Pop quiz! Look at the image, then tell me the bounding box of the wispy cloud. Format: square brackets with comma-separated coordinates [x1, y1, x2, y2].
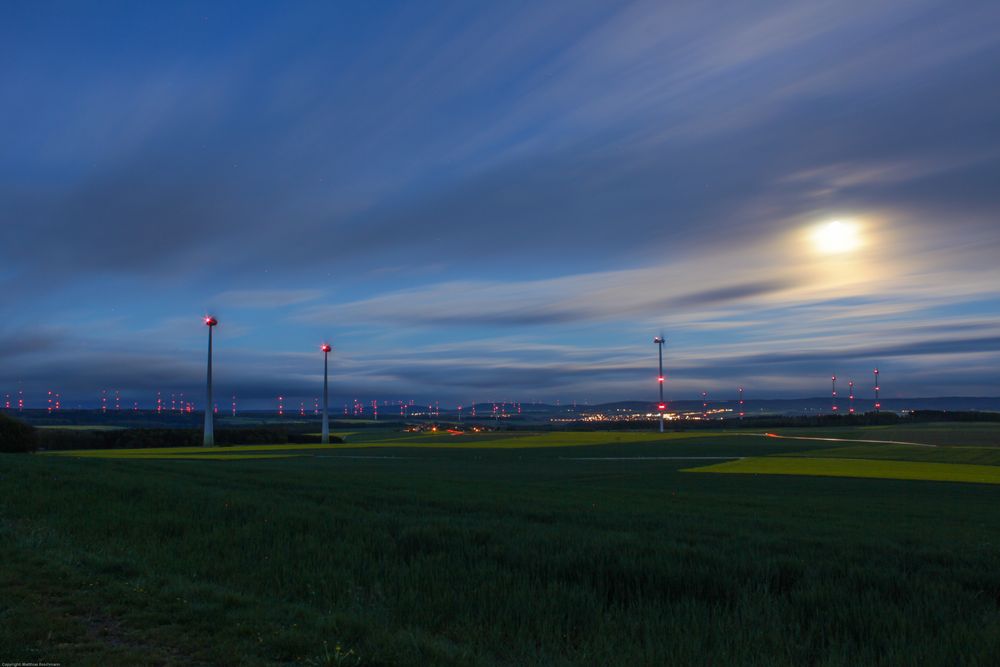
[2, 1, 1000, 402]
[214, 289, 323, 309]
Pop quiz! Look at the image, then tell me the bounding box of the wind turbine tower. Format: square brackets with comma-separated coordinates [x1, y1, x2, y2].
[321, 343, 332, 444]
[874, 368, 881, 413]
[654, 336, 666, 433]
[203, 315, 218, 446]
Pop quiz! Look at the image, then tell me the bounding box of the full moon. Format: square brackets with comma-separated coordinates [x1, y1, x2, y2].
[811, 220, 861, 255]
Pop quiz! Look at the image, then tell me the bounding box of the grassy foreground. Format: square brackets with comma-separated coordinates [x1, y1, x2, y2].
[685, 455, 1000, 484]
[3, 427, 1000, 664]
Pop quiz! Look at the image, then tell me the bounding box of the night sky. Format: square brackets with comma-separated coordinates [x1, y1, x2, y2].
[3, 1, 1000, 408]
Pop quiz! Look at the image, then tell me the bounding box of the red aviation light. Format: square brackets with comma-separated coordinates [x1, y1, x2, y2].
[658, 403, 666, 411]
[658, 376, 664, 383]
[321, 343, 332, 353]
[204, 316, 218, 326]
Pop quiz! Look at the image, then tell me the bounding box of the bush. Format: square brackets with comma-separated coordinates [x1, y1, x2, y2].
[0, 413, 38, 453]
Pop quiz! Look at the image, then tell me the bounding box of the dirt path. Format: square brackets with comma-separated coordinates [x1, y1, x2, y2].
[758, 433, 939, 448]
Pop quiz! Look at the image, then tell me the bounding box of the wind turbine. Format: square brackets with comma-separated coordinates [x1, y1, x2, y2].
[203, 315, 218, 446]
[654, 335, 666, 433]
[321, 343, 332, 444]
[874, 368, 881, 413]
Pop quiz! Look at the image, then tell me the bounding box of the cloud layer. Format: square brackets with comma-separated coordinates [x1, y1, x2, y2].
[2, 1, 1000, 406]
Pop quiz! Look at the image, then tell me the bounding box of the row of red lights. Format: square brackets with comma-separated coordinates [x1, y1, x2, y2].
[654, 373, 882, 417]
[4, 319, 888, 416]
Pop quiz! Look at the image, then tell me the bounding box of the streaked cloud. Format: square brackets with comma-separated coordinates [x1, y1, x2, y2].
[214, 289, 323, 309]
[1, 1, 999, 404]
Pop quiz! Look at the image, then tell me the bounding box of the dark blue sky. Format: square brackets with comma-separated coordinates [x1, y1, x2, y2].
[3, 0, 1000, 408]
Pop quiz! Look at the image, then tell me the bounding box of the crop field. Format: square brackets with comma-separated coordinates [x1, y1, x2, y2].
[36, 424, 128, 431]
[770, 422, 1000, 447]
[685, 455, 1000, 484]
[42, 431, 746, 459]
[3, 424, 1000, 665]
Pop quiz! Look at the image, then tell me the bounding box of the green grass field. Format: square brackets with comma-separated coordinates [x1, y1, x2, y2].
[771, 422, 1000, 447]
[41, 431, 744, 459]
[36, 424, 128, 431]
[4, 424, 1000, 665]
[685, 455, 1000, 484]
